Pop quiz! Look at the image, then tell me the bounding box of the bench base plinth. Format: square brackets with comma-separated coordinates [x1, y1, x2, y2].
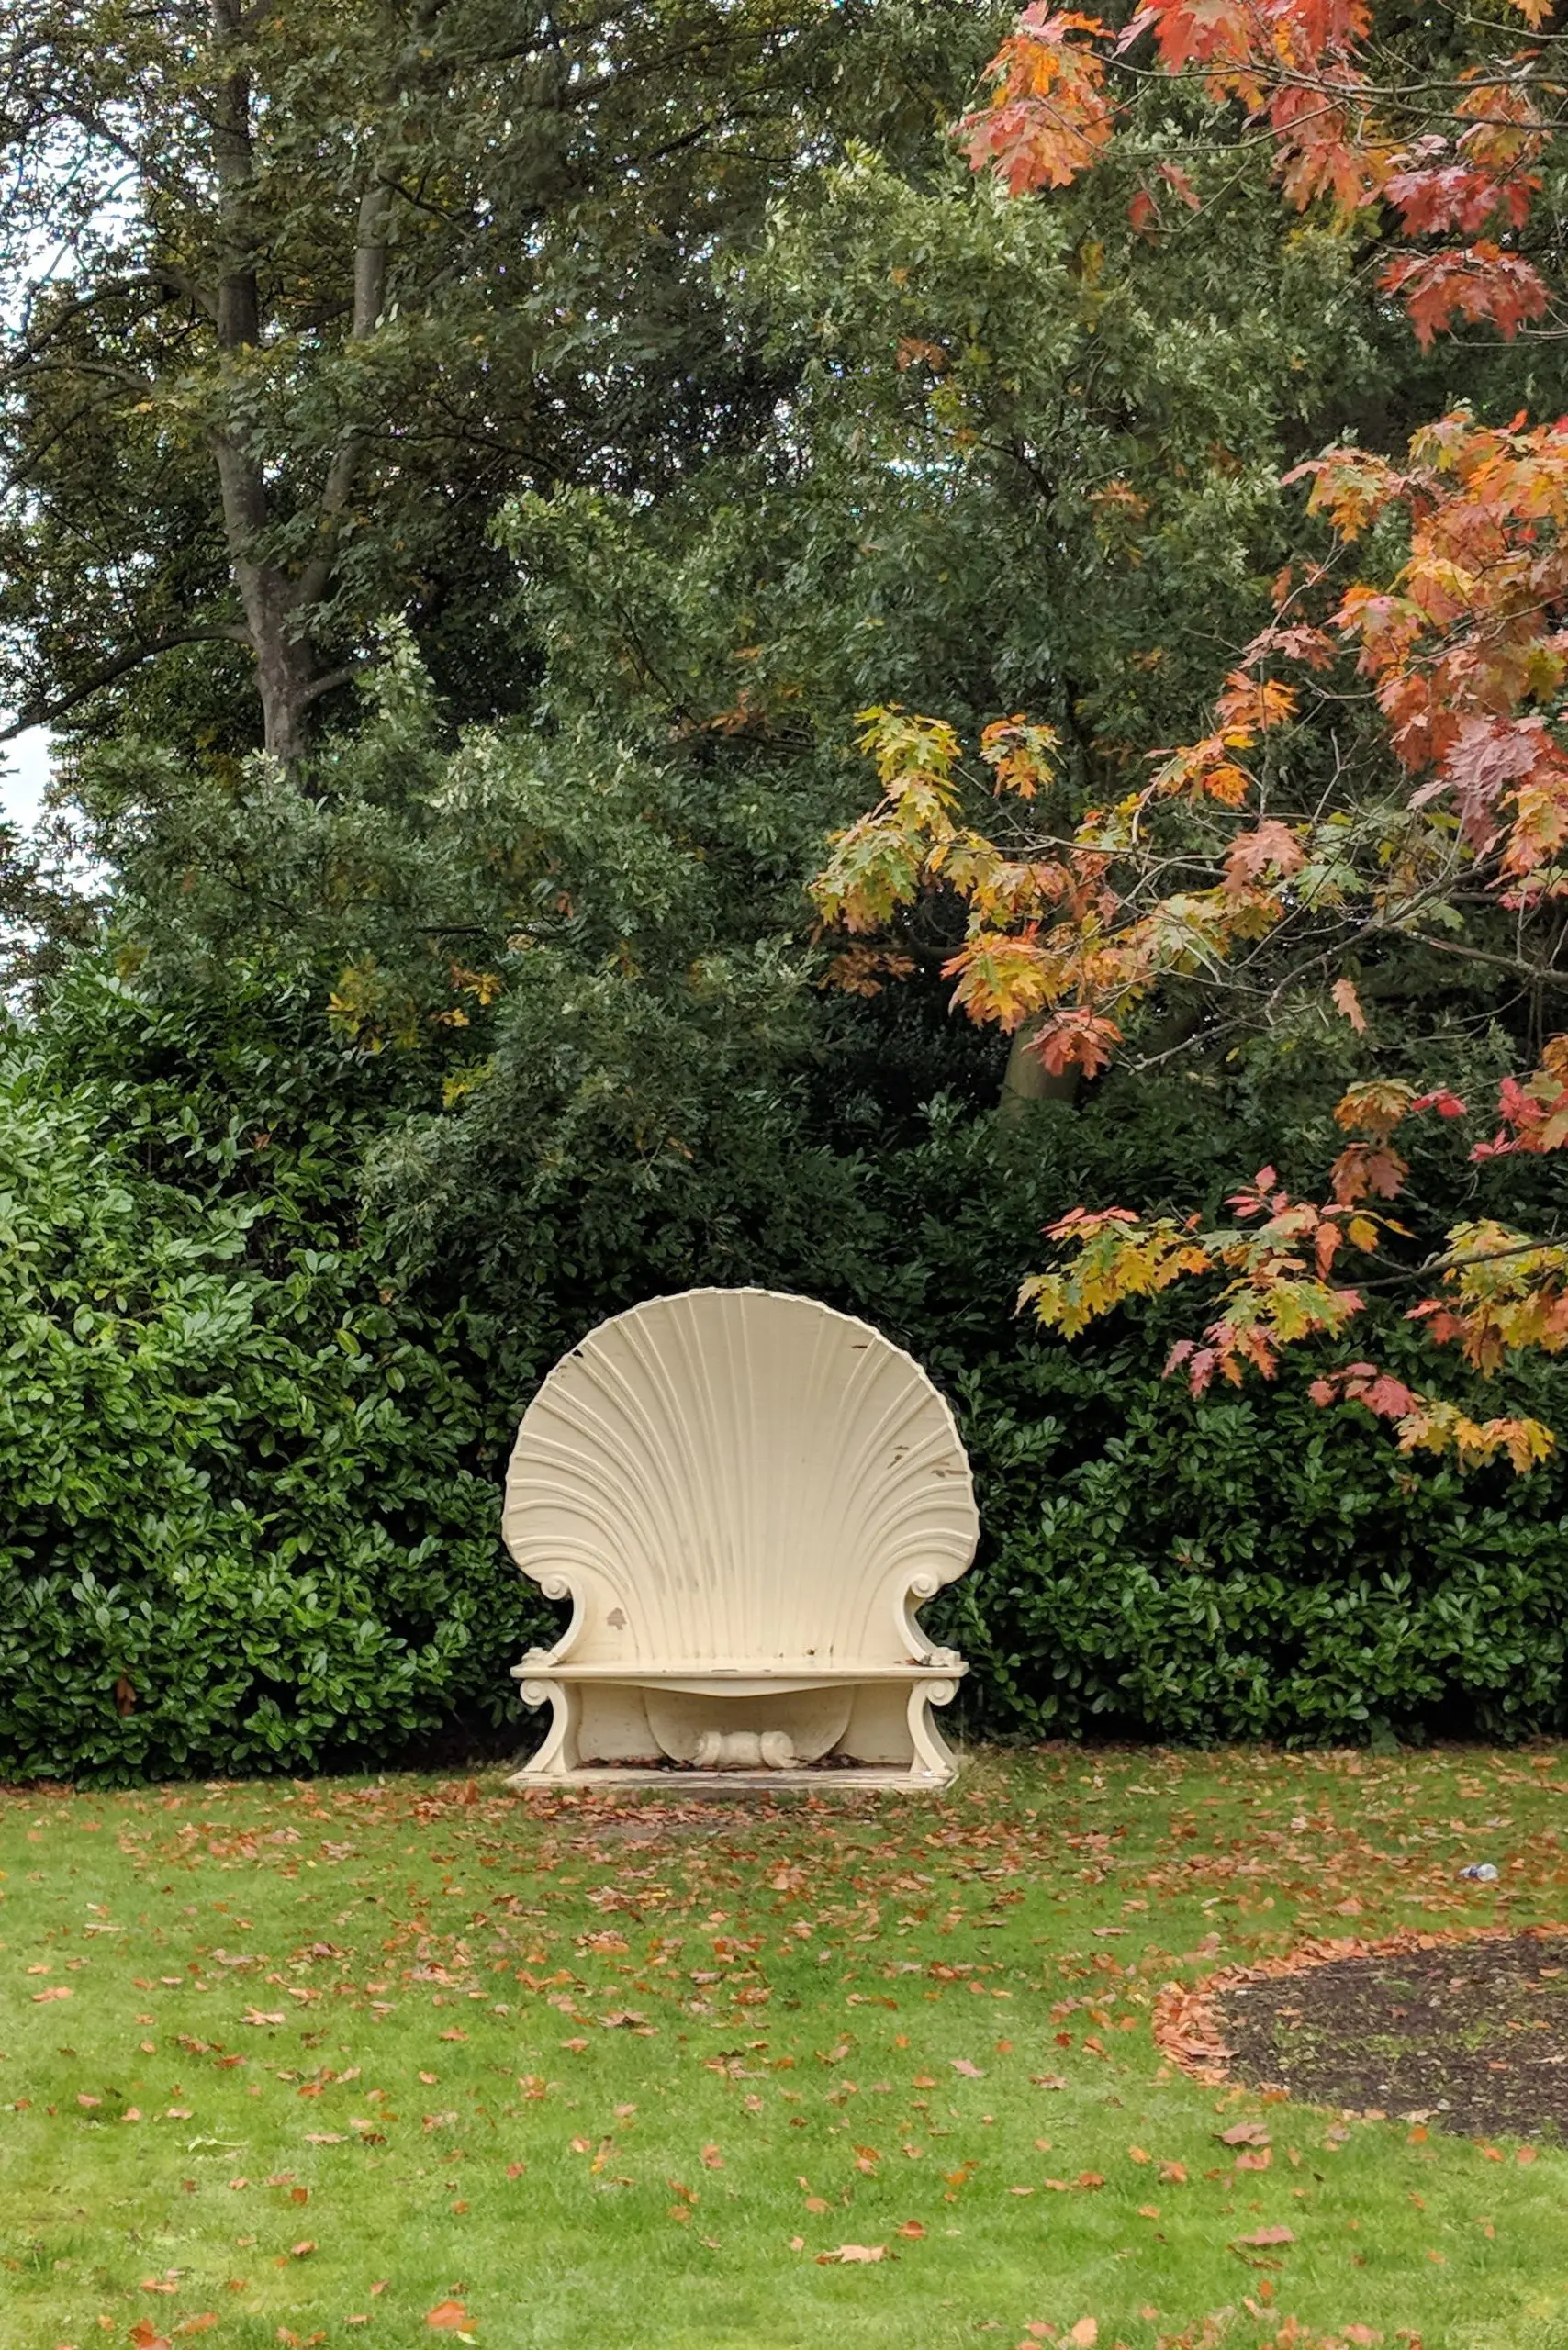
[507, 1666, 965, 1790]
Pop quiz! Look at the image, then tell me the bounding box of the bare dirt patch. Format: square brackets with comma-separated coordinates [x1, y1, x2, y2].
[1201, 1930, 1568, 2138]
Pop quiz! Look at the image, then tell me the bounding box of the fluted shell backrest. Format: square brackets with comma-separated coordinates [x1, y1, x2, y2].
[503, 1289, 979, 1668]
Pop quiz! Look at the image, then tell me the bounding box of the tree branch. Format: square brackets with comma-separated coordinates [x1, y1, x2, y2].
[0, 628, 252, 741]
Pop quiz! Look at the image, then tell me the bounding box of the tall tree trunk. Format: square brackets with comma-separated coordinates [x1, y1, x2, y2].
[208, 0, 319, 758]
[206, 0, 395, 757]
[1000, 1016, 1081, 1122]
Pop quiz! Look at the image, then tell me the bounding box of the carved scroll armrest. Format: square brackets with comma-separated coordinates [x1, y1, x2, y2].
[512, 1571, 584, 1673]
[893, 1568, 968, 1668]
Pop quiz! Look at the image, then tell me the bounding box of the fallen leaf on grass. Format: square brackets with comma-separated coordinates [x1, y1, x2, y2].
[32, 1986, 72, 2002]
[816, 2244, 887, 2265]
[128, 2326, 169, 2350]
[895, 2221, 925, 2239]
[1068, 2322, 1098, 2347]
[1234, 2225, 1294, 2247]
[1029, 2074, 1067, 2090]
[426, 2304, 473, 2333]
[951, 2059, 984, 2078]
[1158, 2160, 1187, 2185]
[1218, 2122, 1270, 2147]
[700, 2143, 723, 2169]
[289, 2241, 316, 2258]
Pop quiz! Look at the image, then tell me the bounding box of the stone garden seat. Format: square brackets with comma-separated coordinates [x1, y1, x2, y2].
[504, 1287, 979, 1788]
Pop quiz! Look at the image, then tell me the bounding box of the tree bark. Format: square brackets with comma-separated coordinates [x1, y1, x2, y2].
[999, 1016, 1081, 1123]
[205, 0, 396, 759]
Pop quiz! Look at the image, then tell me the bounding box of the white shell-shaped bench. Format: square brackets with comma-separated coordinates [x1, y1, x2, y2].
[504, 1287, 979, 1788]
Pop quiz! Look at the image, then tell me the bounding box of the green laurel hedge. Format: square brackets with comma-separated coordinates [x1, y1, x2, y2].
[937, 1342, 1568, 1747]
[0, 985, 547, 1786]
[5, 971, 1567, 1785]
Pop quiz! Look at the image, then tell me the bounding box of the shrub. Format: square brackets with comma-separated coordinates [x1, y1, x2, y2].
[0, 982, 548, 1786]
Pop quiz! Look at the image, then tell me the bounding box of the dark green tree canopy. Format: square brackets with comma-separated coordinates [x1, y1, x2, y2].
[0, 0, 999, 756]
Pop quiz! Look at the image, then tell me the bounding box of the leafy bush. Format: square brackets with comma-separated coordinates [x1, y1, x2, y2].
[847, 1091, 1568, 1750]
[938, 1343, 1568, 1746]
[0, 977, 548, 1786]
[7, 948, 1566, 1785]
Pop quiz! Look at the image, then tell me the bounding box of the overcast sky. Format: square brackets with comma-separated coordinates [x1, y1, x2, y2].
[1, 725, 52, 828]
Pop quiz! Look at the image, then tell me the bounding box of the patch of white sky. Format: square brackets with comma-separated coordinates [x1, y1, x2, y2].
[2, 135, 137, 837]
[1, 726, 54, 830]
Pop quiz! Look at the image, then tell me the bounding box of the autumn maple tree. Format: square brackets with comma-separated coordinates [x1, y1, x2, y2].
[812, 1, 1568, 1470]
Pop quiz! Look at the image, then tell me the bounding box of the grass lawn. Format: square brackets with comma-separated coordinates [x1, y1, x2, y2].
[6, 1745, 1568, 2350]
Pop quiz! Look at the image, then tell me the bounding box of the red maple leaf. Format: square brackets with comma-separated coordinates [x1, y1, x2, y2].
[1378, 243, 1550, 347]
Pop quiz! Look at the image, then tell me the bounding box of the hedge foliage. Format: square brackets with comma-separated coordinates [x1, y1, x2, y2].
[0, 976, 550, 1785]
[4, 963, 1566, 1785]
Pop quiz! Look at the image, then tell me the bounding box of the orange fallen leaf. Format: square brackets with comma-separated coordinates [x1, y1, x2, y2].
[129, 2327, 170, 2350]
[426, 2304, 473, 2333]
[895, 2221, 925, 2239]
[816, 2244, 887, 2265]
[288, 2241, 317, 2259]
[1068, 2322, 1098, 2348]
[1158, 2160, 1187, 2185]
[1234, 2224, 1294, 2247]
[700, 2143, 723, 2169]
[32, 1986, 73, 2002]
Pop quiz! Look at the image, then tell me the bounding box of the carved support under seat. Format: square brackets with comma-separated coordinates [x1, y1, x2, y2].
[502, 1289, 980, 1790]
